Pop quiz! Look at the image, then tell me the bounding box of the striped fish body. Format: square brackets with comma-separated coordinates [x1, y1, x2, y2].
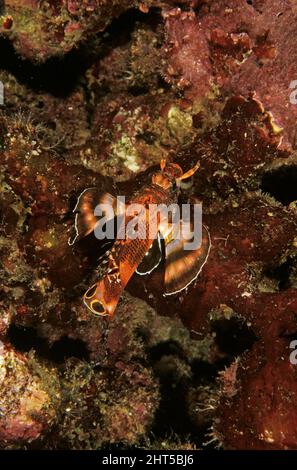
[84, 185, 176, 317]
[71, 161, 211, 318]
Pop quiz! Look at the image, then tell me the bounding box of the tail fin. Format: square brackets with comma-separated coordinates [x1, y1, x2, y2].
[83, 275, 122, 317]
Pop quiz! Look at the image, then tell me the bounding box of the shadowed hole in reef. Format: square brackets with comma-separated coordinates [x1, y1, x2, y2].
[149, 341, 202, 446]
[149, 340, 184, 362]
[151, 382, 199, 445]
[7, 324, 89, 363]
[261, 165, 297, 205]
[0, 37, 92, 97]
[211, 317, 257, 357]
[264, 258, 294, 290]
[280, 332, 297, 340]
[148, 325, 257, 446]
[0, 8, 162, 97]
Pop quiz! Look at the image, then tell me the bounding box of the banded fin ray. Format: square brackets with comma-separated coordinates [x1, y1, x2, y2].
[69, 188, 119, 245]
[163, 222, 211, 296]
[136, 232, 163, 275]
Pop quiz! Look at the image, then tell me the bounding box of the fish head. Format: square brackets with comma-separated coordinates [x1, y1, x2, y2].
[152, 160, 200, 193]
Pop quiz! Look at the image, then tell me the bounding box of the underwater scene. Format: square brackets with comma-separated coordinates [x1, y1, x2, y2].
[0, 0, 297, 453]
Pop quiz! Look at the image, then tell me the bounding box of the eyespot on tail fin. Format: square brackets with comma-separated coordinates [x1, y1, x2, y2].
[83, 283, 109, 317]
[83, 278, 121, 317]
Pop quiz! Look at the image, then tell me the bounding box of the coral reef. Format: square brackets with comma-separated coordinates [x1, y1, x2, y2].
[0, 342, 60, 448]
[0, 0, 297, 450]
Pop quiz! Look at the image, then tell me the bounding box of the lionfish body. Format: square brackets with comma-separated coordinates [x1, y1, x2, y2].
[70, 161, 211, 317]
[86, 184, 175, 316]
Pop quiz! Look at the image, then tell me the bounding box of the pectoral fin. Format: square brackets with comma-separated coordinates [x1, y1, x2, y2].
[136, 232, 163, 275]
[163, 222, 211, 296]
[69, 189, 119, 245]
